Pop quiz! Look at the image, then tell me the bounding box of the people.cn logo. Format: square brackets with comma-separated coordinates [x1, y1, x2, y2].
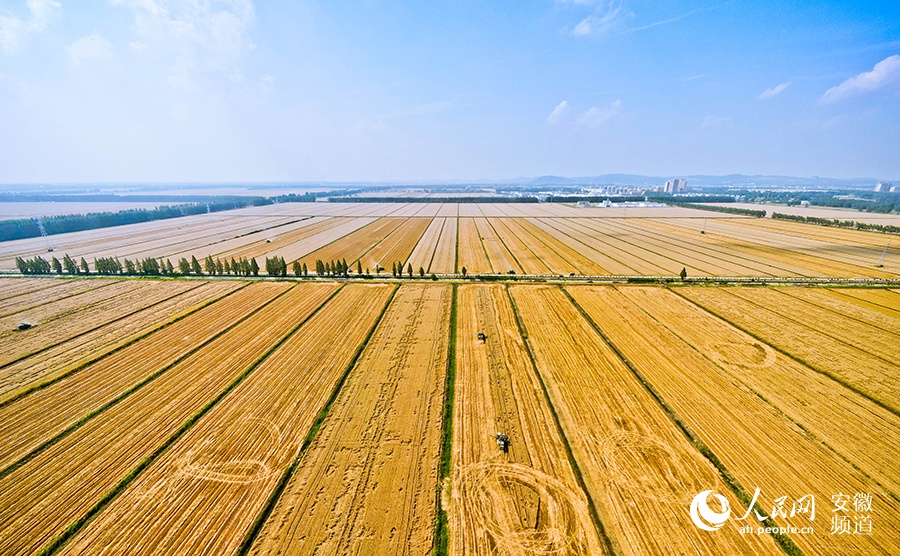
[690, 490, 731, 531]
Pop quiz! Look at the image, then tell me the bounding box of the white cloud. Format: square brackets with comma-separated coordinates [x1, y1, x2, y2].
[66, 34, 115, 66]
[0, 0, 61, 55]
[821, 55, 900, 104]
[547, 100, 569, 124]
[579, 99, 621, 126]
[570, 1, 629, 37]
[110, 0, 256, 89]
[757, 81, 791, 100]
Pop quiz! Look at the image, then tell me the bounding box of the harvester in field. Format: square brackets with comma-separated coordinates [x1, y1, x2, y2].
[494, 432, 509, 453]
[477, 331, 486, 342]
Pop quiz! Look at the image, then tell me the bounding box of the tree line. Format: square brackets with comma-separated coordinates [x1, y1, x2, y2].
[14, 253, 438, 278]
[0, 192, 326, 243]
[772, 213, 900, 234]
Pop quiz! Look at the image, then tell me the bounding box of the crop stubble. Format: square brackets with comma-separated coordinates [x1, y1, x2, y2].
[249, 283, 451, 555]
[508, 285, 780, 555]
[451, 284, 604, 556]
[59, 283, 394, 556]
[0, 282, 338, 556]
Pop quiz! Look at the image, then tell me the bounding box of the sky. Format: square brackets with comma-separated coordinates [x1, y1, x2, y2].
[0, 0, 898, 183]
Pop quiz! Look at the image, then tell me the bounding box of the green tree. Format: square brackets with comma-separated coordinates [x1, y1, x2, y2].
[51, 257, 62, 274]
[80, 257, 90, 274]
[250, 258, 259, 276]
[357, 260, 362, 275]
[166, 259, 174, 275]
[302, 262, 308, 276]
[216, 259, 224, 275]
[680, 267, 687, 280]
[293, 260, 302, 277]
[204, 255, 216, 274]
[190, 256, 202, 275]
[125, 259, 137, 275]
[461, 266, 467, 277]
[179, 257, 191, 275]
[407, 263, 412, 278]
[419, 266, 425, 278]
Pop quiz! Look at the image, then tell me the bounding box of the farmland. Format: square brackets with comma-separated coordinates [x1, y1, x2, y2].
[0, 197, 897, 555]
[3, 202, 897, 278]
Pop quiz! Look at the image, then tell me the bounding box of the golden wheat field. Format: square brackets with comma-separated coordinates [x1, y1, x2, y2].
[0, 267, 896, 555]
[4, 203, 898, 278]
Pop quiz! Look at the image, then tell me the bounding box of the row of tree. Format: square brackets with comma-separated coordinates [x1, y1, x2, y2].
[772, 213, 900, 234]
[15, 253, 449, 278]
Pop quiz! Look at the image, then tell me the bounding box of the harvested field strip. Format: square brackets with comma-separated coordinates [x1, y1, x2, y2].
[724, 287, 899, 363]
[508, 285, 780, 555]
[523, 218, 638, 275]
[589, 218, 777, 276]
[775, 287, 900, 336]
[0, 283, 339, 556]
[617, 286, 900, 496]
[202, 216, 350, 261]
[658, 219, 897, 278]
[186, 215, 338, 259]
[0, 281, 240, 404]
[830, 288, 900, 316]
[502, 220, 580, 275]
[0, 280, 194, 367]
[406, 217, 444, 273]
[458, 218, 492, 274]
[676, 287, 900, 415]
[488, 218, 551, 274]
[0, 279, 111, 317]
[260, 217, 377, 264]
[0, 278, 71, 302]
[0, 282, 290, 471]
[474, 218, 522, 274]
[430, 217, 457, 273]
[59, 284, 393, 556]
[636, 218, 820, 277]
[450, 284, 605, 555]
[297, 217, 406, 269]
[554, 218, 703, 276]
[359, 217, 432, 271]
[459, 204, 486, 217]
[0, 279, 135, 328]
[4, 216, 298, 267]
[569, 285, 900, 554]
[518, 219, 608, 275]
[572, 218, 725, 275]
[248, 284, 452, 556]
[0, 282, 240, 406]
[729, 218, 900, 255]
[529, 218, 647, 275]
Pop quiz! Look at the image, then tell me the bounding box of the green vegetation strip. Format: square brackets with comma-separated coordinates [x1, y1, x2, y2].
[235, 283, 399, 556]
[38, 283, 345, 556]
[563, 287, 804, 556]
[0, 281, 249, 409]
[505, 285, 618, 556]
[432, 283, 458, 556]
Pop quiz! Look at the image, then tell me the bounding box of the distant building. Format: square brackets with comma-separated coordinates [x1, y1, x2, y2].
[875, 182, 892, 192]
[664, 179, 687, 194]
[800, 200, 810, 208]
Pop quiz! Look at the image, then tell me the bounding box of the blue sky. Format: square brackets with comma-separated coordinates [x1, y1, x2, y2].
[0, 0, 898, 183]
